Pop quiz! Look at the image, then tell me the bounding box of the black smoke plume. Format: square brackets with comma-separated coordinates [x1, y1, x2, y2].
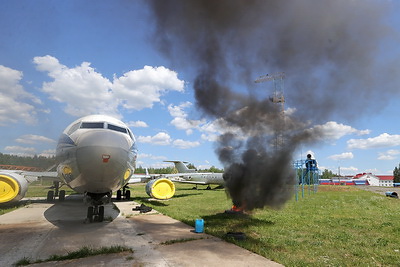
[146, 0, 399, 210]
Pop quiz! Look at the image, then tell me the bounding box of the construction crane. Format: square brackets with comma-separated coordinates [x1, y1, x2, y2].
[255, 72, 286, 150]
[255, 72, 285, 112]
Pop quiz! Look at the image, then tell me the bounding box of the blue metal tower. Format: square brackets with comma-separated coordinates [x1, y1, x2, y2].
[293, 155, 320, 201]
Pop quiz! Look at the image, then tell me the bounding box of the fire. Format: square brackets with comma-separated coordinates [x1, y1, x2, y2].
[225, 204, 246, 214]
[231, 205, 243, 212]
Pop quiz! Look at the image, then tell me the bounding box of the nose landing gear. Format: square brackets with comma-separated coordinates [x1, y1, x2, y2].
[87, 205, 105, 222]
[85, 192, 111, 223]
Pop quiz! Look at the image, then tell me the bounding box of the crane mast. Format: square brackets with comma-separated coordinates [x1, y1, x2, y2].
[255, 72, 286, 150]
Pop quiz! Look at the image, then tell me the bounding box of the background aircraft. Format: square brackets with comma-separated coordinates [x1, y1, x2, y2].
[0, 115, 224, 222]
[163, 160, 224, 189]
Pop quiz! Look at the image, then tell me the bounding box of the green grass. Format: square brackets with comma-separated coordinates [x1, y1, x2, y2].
[131, 184, 400, 266]
[0, 202, 28, 215]
[14, 245, 133, 266]
[25, 180, 75, 198]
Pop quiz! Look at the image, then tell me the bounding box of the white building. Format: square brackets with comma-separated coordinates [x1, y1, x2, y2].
[360, 174, 394, 187]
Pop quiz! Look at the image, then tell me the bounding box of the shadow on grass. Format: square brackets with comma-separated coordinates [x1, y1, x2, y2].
[177, 187, 225, 192]
[177, 211, 275, 237]
[172, 193, 203, 198]
[132, 197, 169, 207]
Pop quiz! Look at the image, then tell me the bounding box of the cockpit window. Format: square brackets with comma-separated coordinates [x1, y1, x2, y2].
[127, 129, 134, 140]
[67, 122, 81, 135]
[107, 124, 127, 134]
[80, 122, 104, 129]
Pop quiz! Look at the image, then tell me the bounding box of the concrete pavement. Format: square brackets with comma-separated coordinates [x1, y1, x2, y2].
[0, 196, 282, 266]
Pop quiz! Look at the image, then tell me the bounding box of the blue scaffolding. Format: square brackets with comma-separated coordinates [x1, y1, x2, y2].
[293, 158, 320, 201]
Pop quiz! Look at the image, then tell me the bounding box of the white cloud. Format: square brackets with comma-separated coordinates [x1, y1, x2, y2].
[168, 102, 204, 135]
[33, 56, 185, 117]
[328, 152, 354, 161]
[137, 132, 200, 149]
[15, 134, 56, 144]
[311, 121, 370, 140]
[34, 56, 117, 117]
[167, 102, 244, 141]
[0, 65, 40, 125]
[113, 66, 184, 110]
[347, 133, 400, 149]
[339, 166, 359, 175]
[378, 149, 400, 160]
[137, 132, 172, 146]
[173, 139, 200, 149]
[199, 118, 245, 142]
[138, 153, 167, 161]
[127, 120, 149, 128]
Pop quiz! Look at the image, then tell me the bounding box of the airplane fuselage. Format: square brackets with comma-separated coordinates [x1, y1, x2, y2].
[56, 115, 137, 196]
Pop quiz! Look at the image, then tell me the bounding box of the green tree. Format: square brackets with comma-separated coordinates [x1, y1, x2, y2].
[186, 163, 197, 170]
[321, 169, 336, 179]
[393, 164, 400, 183]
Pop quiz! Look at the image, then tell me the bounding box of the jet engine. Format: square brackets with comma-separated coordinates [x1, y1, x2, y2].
[145, 178, 175, 199]
[0, 172, 28, 203]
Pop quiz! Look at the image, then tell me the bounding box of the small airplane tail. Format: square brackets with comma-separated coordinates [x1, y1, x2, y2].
[164, 161, 196, 173]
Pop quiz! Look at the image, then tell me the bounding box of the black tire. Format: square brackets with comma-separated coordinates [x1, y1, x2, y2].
[47, 190, 54, 202]
[59, 190, 66, 202]
[87, 206, 94, 223]
[125, 190, 131, 200]
[116, 190, 122, 200]
[98, 206, 105, 222]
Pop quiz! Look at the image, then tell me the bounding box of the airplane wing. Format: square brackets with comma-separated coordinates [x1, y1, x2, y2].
[168, 177, 207, 184]
[0, 170, 60, 203]
[128, 174, 155, 183]
[13, 171, 59, 182]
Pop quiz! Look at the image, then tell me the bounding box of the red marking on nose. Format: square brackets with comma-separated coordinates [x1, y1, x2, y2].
[102, 154, 111, 163]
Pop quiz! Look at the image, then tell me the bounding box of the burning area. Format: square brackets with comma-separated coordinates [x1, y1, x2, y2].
[146, 0, 399, 210]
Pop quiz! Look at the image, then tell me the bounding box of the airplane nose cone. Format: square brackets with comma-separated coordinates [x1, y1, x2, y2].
[73, 131, 132, 193]
[77, 131, 130, 149]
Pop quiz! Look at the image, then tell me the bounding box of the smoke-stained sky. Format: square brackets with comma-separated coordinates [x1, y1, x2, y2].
[146, 0, 400, 209]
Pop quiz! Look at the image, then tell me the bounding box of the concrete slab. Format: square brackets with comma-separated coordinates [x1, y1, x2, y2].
[0, 196, 282, 267]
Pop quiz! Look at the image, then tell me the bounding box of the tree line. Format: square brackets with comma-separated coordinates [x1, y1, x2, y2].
[394, 164, 400, 183]
[0, 153, 56, 170]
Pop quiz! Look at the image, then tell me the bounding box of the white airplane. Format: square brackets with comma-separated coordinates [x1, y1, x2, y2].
[0, 115, 177, 222]
[0, 115, 228, 222]
[163, 160, 224, 189]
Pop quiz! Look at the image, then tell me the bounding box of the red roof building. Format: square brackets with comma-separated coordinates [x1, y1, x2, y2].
[358, 174, 394, 187]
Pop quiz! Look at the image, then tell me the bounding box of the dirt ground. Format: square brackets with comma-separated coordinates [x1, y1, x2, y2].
[356, 185, 400, 196]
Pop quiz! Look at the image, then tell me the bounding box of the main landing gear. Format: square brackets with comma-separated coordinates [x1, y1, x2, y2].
[116, 185, 131, 201]
[46, 181, 66, 202]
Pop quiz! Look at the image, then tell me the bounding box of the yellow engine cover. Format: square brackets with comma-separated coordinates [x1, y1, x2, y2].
[146, 178, 175, 199]
[0, 174, 19, 203]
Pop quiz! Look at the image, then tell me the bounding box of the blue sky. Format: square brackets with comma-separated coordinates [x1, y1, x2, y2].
[1, 0, 400, 175]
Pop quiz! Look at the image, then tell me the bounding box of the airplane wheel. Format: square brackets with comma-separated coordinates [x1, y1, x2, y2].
[87, 207, 94, 223]
[98, 206, 104, 222]
[59, 190, 66, 201]
[47, 190, 54, 202]
[116, 190, 122, 200]
[125, 190, 131, 200]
